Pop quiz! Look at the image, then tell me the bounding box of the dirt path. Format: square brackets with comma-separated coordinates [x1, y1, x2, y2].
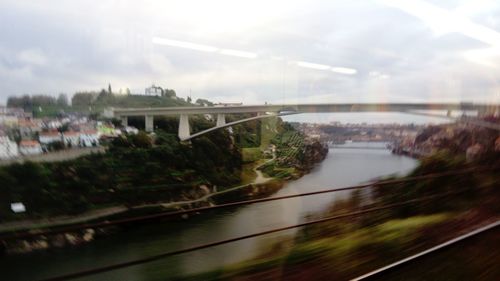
[0, 206, 127, 233]
[0, 147, 278, 233]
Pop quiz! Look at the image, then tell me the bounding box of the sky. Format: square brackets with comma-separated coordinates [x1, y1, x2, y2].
[1, 0, 500, 105]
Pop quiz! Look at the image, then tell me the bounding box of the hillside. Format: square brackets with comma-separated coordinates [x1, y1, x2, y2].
[7, 91, 192, 118]
[413, 118, 500, 161]
[395, 117, 500, 161]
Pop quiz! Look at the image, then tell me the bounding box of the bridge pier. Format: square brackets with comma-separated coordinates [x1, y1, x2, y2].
[120, 116, 128, 127]
[179, 114, 191, 140]
[216, 114, 226, 127]
[145, 115, 154, 132]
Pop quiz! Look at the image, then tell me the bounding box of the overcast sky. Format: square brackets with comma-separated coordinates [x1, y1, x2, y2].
[1, 0, 500, 105]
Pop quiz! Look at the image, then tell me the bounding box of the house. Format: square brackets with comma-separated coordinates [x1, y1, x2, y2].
[145, 84, 163, 96]
[45, 120, 62, 130]
[19, 140, 42, 155]
[80, 130, 99, 147]
[18, 119, 43, 140]
[0, 106, 28, 118]
[63, 131, 80, 147]
[39, 131, 62, 145]
[122, 126, 138, 135]
[0, 115, 19, 127]
[0, 136, 19, 159]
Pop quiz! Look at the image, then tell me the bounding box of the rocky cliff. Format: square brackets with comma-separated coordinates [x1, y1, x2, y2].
[410, 117, 500, 161]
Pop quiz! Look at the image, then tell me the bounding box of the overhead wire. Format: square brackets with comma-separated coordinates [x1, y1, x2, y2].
[37, 189, 471, 281]
[0, 166, 486, 241]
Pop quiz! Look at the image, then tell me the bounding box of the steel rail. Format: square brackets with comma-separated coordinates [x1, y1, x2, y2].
[351, 219, 500, 280]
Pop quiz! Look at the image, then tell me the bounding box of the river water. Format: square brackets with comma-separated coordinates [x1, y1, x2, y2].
[1, 142, 417, 281]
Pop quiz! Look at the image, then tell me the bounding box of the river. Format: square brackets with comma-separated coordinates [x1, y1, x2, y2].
[1, 142, 417, 281]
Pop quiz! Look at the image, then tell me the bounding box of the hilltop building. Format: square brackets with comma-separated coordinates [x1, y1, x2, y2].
[145, 84, 163, 96]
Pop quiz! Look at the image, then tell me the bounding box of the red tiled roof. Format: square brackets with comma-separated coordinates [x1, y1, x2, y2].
[40, 131, 61, 136]
[17, 120, 38, 127]
[19, 140, 41, 147]
[63, 131, 80, 136]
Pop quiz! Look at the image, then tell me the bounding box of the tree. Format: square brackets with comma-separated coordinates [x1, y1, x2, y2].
[31, 95, 56, 106]
[163, 89, 176, 98]
[108, 83, 112, 94]
[58, 123, 70, 133]
[7, 95, 32, 108]
[47, 141, 65, 151]
[72, 92, 95, 106]
[131, 131, 152, 148]
[187, 96, 192, 103]
[99, 89, 107, 98]
[57, 93, 68, 107]
[195, 98, 214, 106]
[110, 118, 122, 128]
[154, 130, 179, 146]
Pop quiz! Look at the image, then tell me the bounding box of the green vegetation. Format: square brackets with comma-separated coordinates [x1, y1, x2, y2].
[0, 113, 309, 222]
[259, 163, 296, 179]
[6, 86, 190, 117]
[241, 147, 262, 163]
[72, 92, 190, 112]
[287, 214, 450, 265]
[7, 94, 71, 117]
[371, 150, 495, 218]
[176, 149, 500, 280]
[177, 213, 452, 281]
[257, 123, 309, 179]
[0, 126, 241, 221]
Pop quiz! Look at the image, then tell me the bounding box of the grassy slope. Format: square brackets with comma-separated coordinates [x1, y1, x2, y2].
[177, 214, 452, 281]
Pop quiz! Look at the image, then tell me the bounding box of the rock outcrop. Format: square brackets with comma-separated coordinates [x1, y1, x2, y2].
[397, 117, 499, 160]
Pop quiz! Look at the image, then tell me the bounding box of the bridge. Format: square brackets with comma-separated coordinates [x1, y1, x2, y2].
[103, 103, 499, 141]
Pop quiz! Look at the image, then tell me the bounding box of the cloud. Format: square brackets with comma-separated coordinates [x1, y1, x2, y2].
[17, 49, 48, 66]
[0, 0, 499, 105]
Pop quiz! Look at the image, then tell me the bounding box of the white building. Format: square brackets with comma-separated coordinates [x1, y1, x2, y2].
[0, 115, 18, 127]
[39, 131, 62, 145]
[0, 136, 19, 159]
[18, 119, 43, 140]
[19, 140, 42, 155]
[145, 84, 163, 96]
[123, 126, 138, 135]
[63, 131, 80, 147]
[45, 120, 62, 130]
[80, 130, 99, 147]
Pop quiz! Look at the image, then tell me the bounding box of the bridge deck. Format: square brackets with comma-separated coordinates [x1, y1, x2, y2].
[108, 103, 497, 117]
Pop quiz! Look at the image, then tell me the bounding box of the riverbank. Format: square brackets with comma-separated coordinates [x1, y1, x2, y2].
[176, 148, 500, 281]
[0, 144, 277, 233]
[177, 210, 499, 281]
[0, 143, 421, 281]
[0, 139, 328, 255]
[175, 151, 500, 281]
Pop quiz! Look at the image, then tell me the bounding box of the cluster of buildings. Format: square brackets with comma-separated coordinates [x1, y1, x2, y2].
[0, 107, 125, 160]
[296, 122, 423, 144]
